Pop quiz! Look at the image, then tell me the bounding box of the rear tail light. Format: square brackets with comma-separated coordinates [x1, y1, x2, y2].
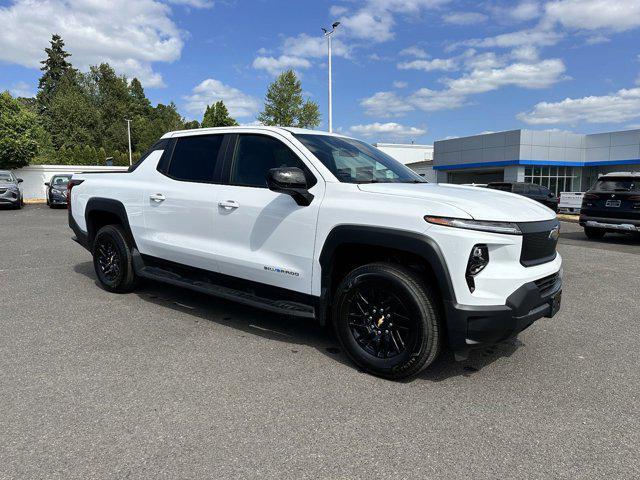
[67, 179, 84, 213]
[630, 195, 640, 208]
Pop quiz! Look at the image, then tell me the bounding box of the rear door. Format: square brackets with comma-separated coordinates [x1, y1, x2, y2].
[212, 132, 324, 294]
[140, 133, 227, 272]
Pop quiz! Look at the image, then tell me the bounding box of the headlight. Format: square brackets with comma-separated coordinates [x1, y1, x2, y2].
[424, 216, 522, 235]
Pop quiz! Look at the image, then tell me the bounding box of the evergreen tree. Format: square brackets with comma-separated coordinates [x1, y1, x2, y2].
[0, 91, 40, 169]
[129, 78, 151, 116]
[257, 70, 320, 128]
[184, 119, 200, 129]
[37, 34, 74, 111]
[201, 101, 238, 128]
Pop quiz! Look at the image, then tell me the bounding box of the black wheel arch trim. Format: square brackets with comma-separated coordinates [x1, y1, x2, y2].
[318, 225, 456, 325]
[84, 197, 136, 249]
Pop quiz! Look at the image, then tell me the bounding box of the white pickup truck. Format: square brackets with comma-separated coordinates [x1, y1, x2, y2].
[68, 126, 562, 380]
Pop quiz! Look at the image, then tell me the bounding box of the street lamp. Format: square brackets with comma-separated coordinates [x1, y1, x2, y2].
[322, 21, 340, 133]
[125, 119, 133, 166]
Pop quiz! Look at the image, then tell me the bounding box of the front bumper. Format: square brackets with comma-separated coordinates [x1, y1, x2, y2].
[49, 191, 68, 205]
[0, 190, 20, 205]
[445, 272, 562, 355]
[579, 214, 640, 232]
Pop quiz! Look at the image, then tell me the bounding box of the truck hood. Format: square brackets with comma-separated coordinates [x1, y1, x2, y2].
[357, 182, 556, 222]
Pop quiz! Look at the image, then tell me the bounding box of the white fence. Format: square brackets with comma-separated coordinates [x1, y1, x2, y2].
[13, 165, 128, 200]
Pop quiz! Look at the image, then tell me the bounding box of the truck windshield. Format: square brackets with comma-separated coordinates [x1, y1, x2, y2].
[295, 134, 426, 184]
[594, 178, 640, 192]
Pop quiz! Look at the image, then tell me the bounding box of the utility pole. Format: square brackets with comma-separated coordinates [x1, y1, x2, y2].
[322, 21, 340, 133]
[125, 119, 133, 165]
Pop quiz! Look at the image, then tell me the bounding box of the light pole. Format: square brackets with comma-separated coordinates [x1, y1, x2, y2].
[322, 21, 340, 133]
[125, 119, 133, 166]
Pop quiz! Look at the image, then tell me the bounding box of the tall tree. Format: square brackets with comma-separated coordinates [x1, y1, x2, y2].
[37, 34, 74, 111]
[44, 72, 101, 150]
[129, 78, 151, 116]
[257, 70, 320, 128]
[0, 92, 40, 169]
[201, 101, 238, 128]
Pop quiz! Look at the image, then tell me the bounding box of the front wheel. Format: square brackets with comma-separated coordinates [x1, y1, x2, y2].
[92, 224, 138, 293]
[332, 263, 442, 380]
[584, 227, 605, 239]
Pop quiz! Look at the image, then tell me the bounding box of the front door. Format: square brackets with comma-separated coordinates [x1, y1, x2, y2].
[213, 133, 323, 294]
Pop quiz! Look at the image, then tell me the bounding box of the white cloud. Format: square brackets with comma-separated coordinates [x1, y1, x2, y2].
[517, 87, 640, 125]
[329, 5, 349, 16]
[442, 12, 488, 25]
[0, 0, 188, 88]
[252, 55, 312, 76]
[9, 81, 35, 98]
[183, 78, 260, 119]
[360, 91, 415, 117]
[253, 33, 349, 76]
[507, 1, 541, 22]
[281, 34, 350, 59]
[444, 58, 566, 95]
[349, 122, 427, 138]
[335, 0, 452, 42]
[398, 58, 458, 72]
[399, 46, 428, 58]
[461, 27, 563, 49]
[545, 0, 640, 32]
[166, 0, 214, 8]
[393, 80, 408, 88]
[363, 56, 566, 115]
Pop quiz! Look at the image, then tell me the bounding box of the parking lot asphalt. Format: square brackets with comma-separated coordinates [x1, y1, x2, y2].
[1, 205, 639, 479]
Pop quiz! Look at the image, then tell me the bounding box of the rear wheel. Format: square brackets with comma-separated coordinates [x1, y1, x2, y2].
[332, 263, 442, 380]
[92, 224, 138, 293]
[584, 227, 605, 239]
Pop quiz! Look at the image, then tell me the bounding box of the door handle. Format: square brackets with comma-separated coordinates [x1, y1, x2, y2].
[218, 200, 239, 210]
[150, 193, 165, 202]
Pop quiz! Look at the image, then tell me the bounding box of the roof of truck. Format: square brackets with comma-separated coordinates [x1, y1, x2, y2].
[601, 171, 640, 177]
[162, 125, 348, 139]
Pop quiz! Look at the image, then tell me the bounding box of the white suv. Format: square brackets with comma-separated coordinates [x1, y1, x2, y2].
[68, 126, 562, 380]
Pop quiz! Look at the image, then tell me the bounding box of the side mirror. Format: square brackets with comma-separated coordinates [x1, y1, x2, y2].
[45, 182, 50, 187]
[267, 167, 314, 206]
[17, 178, 23, 183]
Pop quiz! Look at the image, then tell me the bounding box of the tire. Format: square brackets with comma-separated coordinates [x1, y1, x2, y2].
[332, 262, 442, 380]
[584, 227, 605, 239]
[92, 224, 138, 293]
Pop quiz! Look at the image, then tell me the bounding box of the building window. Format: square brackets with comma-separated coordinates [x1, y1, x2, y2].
[524, 166, 580, 195]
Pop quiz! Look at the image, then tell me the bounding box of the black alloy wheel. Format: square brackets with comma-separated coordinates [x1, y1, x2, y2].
[96, 236, 122, 282]
[346, 280, 415, 359]
[332, 263, 441, 380]
[92, 224, 138, 293]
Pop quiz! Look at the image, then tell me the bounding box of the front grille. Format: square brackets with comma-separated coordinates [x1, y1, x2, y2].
[519, 220, 559, 267]
[534, 272, 560, 297]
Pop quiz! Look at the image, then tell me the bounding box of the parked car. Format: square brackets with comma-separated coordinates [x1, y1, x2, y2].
[45, 174, 72, 208]
[68, 126, 562, 380]
[579, 172, 640, 239]
[0, 170, 24, 209]
[486, 182, 559, 212]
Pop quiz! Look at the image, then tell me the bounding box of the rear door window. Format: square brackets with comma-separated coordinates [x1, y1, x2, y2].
[166, 135, 224, 183]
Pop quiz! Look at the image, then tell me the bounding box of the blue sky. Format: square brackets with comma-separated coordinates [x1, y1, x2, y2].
[1, 0, 640, 144]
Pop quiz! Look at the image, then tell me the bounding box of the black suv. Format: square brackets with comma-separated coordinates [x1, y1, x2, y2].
[579, 172, 640, 239]
[486, 182, 559, 212]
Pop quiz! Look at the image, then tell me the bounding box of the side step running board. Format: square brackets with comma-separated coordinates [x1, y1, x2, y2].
[132, 252, 315, 319]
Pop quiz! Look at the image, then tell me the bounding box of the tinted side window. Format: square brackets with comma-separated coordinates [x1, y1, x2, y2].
[512, 183, 525, 193]
[231, 134, 306, 188]
[167, 135, 223, 183]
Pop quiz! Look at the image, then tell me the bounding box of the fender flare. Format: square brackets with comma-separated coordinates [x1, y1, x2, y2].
[318, 225, 457, 323]
[85, 197, 135, 248]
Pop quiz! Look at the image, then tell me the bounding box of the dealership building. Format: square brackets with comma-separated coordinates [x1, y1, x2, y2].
[433, 129, 640, 194]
